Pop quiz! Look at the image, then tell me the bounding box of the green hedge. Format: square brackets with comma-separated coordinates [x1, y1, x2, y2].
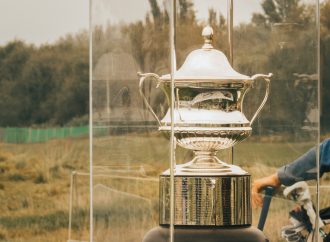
[0, 126, 89, 144]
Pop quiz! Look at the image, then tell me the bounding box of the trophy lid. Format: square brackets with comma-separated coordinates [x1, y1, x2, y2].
[160, 26, 251, 82]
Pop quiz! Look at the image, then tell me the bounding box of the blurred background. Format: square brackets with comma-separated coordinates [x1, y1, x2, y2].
[0, 0, 329, 241]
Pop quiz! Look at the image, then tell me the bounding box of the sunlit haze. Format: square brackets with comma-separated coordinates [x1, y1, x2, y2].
[0, 0, 320, 46]
[0, 0, 89, 46]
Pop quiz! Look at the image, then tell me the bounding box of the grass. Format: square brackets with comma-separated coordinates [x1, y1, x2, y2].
[33, 174, 47, 184]
[0, 138, 89, 242]
[0, 134, 329, 242]
[8, 174, 26, 182]
[15, 160, 27, 170]
[0, 211, 69, 230]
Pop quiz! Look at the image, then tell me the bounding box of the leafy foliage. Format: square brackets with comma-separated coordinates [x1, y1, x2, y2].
[0, 32, 89, 126]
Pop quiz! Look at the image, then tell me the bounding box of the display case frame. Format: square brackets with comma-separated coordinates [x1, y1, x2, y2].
[90, 1, 322, 241]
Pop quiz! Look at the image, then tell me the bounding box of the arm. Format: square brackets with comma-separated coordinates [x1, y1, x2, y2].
[278, 146, 317, 186]
[320, 138, 330, 176]
[252, 149, 315, 208]
[252, 138, 330, 208]
[279, 138, 330, 185]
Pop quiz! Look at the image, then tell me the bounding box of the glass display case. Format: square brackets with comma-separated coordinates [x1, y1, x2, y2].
[91, 1, 321, 242]
[91, 1, 171, 241]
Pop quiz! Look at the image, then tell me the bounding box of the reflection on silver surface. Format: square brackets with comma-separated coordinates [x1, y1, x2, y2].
[159, 175, 251, 226]
[175, 128, 252, 151]
[138, 26, 271, 172]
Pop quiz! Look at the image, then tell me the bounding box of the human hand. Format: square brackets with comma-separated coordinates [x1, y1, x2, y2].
[251, 173, 281, 208]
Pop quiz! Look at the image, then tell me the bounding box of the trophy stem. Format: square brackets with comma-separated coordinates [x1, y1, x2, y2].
[192, 150, 227, 167]
[177, 150, 232, 173]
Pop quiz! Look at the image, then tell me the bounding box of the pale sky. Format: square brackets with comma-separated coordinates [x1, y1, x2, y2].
[0, 0, 89, 46]
[92, 0, 263, 27]
[0, 0, 319, 46]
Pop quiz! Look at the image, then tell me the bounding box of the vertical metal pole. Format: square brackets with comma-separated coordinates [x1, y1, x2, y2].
[316, 0, 321, 241]
[227, 0, 234, 164]
[227, 0, 234, 65]
[170, 0, 177, 242]
[68, 171, 75, 241]
[106, 78, 110, 120]
[89, 0, 94, 240]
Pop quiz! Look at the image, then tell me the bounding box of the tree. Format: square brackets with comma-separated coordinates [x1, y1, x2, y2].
[0, 32, 89, 127]
[178, 0, 195, 23]
[252, 0, 308, 26]
[0, 41, 32, 126]
[238, 0, 319, 133]
[149, 0, 161, 22]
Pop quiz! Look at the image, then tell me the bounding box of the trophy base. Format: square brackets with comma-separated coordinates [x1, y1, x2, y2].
[143, 226, 268, 242]
[159, 173, 251, 226]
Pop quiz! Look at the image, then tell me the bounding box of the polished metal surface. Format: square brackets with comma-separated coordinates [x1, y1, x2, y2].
[174, 128, 252, 151]
[137, 26, 269, 229]
[138, 27, 272, 172]
[160, 109, 250, 126]
[160, 25, 249, 81]
[159, 174, 251, 226]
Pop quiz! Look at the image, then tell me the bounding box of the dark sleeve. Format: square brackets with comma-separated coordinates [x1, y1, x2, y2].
[277, 139, 330, 186]
[320, 138, 330, 176]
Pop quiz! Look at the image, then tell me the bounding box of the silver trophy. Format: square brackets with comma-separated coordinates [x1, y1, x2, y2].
[139, 26, 272, 226]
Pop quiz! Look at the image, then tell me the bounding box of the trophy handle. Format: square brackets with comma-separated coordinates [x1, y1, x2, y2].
[138, 72, 162, 126]
[249, 73, 273, 125]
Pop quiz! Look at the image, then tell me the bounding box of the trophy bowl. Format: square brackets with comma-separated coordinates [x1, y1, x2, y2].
[174, 128, 252, 151]
[175, 128, 252, 173]
[138, 26, 272, 174]
[159, 124, 252, 173]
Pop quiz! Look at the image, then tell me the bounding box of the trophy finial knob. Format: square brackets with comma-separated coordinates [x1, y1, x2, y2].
[202, 25, 214, 49]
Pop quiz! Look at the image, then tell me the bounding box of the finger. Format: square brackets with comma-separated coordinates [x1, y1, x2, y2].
[293, 204, 301, 212]
[252, 180, 264, 194]
[251, 191, 264, 208]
